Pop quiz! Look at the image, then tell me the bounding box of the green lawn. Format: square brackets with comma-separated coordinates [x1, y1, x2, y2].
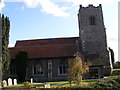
[2, 75, 120, 89]
[2, 79, 98, 89]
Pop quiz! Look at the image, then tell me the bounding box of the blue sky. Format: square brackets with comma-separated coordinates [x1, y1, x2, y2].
[0, 0, 119, 61]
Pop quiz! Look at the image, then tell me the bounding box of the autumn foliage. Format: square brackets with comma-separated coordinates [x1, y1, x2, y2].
[67, 52, 89, 85]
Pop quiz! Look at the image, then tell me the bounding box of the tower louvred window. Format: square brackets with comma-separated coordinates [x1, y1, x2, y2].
[90, 16, 96, 25]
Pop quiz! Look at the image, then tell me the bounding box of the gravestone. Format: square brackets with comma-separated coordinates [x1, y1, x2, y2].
[13, 79, 17, 85]
[31, 78, 33, 83]
[2, 80, 7, 87]
[8, 78, 12, 86]
[44, 84, 50, 88]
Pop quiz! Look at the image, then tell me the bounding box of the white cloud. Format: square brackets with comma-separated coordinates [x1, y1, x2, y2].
[23, 0, 39, 8]
[4, 0, 69, 17]
[37, 0, 69, 17]
[0, 0, 5, 11]
[53, 0, 113, 5]
[3, 0, 115, 17]
[5, 0, 39, 8]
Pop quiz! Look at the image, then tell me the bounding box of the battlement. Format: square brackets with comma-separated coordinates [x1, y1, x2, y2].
[79, 4, 102, 9]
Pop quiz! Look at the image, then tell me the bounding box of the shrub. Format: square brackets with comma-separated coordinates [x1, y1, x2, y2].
[15, 51, 28, 83]
[90, 78, 119, 89]
[113, 75, 120, 84]
[113, 61, 120, 69]
[111, 69, 120, 76]
[23, 81, 31, 88]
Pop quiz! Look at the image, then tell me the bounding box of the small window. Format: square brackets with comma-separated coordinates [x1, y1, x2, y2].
[34, 64, 43, 75]
[90, 16, 96, 25]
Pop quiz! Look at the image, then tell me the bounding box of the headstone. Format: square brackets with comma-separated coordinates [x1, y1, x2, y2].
[44, 84, 50, 88]
[31, 78, 33, 83]
[2, 80, 7, 87]
[8, 78, 12, 86]
[13, 79, 17, 85]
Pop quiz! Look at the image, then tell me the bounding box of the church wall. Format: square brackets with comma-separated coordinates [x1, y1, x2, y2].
[8, 57, 105, 81]
[25, 57, 69, 81]
[26, 59, 48, 81]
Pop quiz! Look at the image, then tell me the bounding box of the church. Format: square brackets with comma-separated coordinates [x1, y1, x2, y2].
[8, 4, 112, 81]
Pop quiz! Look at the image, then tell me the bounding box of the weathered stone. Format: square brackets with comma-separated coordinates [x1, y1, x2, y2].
[8, 78, 12, 86]
[31, 78, 33, 83]
[44, 84, 50, 88]
[2, 80, 7, 87]
[13, 79, 17, 85]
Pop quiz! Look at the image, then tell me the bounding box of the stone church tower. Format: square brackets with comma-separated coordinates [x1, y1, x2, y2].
[78, 4, 111, 75]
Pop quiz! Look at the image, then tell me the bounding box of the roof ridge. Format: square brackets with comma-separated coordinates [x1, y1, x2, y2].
[16, 37, 78, 42]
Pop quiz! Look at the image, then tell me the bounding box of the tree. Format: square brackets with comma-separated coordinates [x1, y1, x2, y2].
[67, 52, 89, 85]
[15, 51, 28, 83]
[2, 14, 10, 74]
[108, 47, 115, 66]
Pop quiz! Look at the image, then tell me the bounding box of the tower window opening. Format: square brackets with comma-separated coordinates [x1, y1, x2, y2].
[90, 16, 96, 25]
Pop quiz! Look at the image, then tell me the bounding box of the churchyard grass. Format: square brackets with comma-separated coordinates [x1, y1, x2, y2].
[2, 79, 97, 89]
[2, 75, 120, 89]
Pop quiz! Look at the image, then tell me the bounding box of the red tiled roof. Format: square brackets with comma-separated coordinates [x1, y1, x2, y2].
[15, 37, 78, 47]
[10, 37, 79, 59]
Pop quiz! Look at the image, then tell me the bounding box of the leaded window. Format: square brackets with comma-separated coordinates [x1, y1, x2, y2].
[48, 60, 52, 69]
[58, 59, 68, 75]
[59, 65, 68, 74]
[34, 64, 43, 75]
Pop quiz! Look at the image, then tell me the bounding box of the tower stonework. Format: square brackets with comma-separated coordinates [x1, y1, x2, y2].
[78, 4, 111, 76]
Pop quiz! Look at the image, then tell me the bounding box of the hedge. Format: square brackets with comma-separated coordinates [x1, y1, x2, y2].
[111, 69, 120, 76]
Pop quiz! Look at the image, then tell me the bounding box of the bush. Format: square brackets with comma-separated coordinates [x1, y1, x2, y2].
[111, 69, 120, 76]
[113, 75, 120, 83]
[90, 78, 119, 89]
[113, 61, 120, 69]
[23, 81, 31, 88]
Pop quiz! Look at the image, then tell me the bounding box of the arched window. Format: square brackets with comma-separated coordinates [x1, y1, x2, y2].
[90, 16, 96, 25]
[33, 64, 43, 75]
